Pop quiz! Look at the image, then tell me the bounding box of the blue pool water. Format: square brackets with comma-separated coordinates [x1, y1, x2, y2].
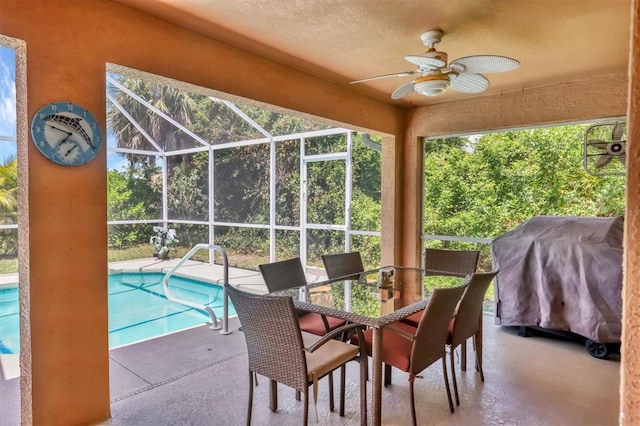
[0, 272, 235, 354]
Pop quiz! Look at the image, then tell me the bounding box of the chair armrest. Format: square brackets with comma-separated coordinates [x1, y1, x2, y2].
[305, 323, 366, 353]
[385, 324, 416, 341]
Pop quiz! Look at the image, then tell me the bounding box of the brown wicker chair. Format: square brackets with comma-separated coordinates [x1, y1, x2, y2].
[225, 283, 368, 426]
[402, 248, 480, 327]
[259, 257, 347, 335]
[321, 252, 365, 280]
[259, 257, 348, 410]
[352, 284, 467, 426]
[423, 248, 480, 277]
[447, 270, 499, 407]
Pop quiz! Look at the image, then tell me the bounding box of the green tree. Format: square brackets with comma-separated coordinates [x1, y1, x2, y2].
[167, 155, 209, 248]
[0, 158, 17, 224]
[0, 158, 18, 256]
[107, 165, 161, 248]
[353, 147, 381, 199]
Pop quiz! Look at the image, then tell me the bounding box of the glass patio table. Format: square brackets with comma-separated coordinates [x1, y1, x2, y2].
[273, 266, 459, 426]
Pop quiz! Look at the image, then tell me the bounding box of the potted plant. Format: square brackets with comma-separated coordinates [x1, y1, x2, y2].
[150, 226, 178, 260]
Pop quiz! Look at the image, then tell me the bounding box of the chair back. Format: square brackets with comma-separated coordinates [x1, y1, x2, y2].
[259, 257, 308, 292]
[424, 248, 480, 277]
[410, 284, 468, 375]
[449, 270, 499, 347]
[225, 283, 309, 391]
[321, 252, 365, 279]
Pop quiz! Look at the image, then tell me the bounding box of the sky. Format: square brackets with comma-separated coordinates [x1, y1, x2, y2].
[0, 46, 17, 163]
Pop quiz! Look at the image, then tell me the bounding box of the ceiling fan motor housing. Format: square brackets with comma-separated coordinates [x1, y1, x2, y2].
[423, 50, 448, 64]
[608, 142, 625, 156]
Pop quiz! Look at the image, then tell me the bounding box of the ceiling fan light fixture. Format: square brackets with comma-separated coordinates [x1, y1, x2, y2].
[414, 74, 450, 96]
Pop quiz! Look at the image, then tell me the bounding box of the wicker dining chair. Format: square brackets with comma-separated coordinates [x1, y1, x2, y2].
[259, 257, 348, 410]
[320, 251, 365, 347]
[447, 270, 499, 407]
[225, 284, 368, 426]
[321, 252, 365, 280]
[259, 257, 347, 335]
[402, 248, 480, 328]
[423, 248, 480, 277]
[351, 284, 468, 426]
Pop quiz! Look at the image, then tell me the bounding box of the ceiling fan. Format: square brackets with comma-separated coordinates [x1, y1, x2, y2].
[583, 121, 626, 176]
[351, 29, 520, 99]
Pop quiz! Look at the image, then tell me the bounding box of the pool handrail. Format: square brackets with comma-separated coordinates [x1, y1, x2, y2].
[162, 243, 232, 335]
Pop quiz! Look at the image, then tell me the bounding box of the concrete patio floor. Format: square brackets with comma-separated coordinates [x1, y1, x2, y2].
[0, 259, 621, 425]
[104, 316, 621, 426]
[1, 316, 620, 426]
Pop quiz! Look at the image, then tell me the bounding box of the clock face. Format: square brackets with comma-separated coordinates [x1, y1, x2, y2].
[30, 101, 102, 166]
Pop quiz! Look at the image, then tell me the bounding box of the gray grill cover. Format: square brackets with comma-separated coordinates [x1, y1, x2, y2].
[492, 216, 623, 343]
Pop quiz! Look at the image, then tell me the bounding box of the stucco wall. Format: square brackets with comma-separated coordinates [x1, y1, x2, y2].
[622, 0, 640, 423]
[409, 73, 628, 138]
[0, 1, 405, 424]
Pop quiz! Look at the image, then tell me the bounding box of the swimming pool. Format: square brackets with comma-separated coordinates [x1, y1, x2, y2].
[0, 272, 236, 354]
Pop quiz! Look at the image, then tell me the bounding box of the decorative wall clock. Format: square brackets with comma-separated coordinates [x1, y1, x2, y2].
[30, 101, 102, 166]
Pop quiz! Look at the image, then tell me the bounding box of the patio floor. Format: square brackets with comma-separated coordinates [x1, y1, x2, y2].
[0, 259, 621, 425]
[106, 318, 621, 426]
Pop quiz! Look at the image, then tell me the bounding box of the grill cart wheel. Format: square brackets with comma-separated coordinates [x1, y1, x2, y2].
[585, 339, 610, 359]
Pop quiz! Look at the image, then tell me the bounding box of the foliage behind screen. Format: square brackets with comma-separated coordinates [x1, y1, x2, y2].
[106, 75, 383, 265]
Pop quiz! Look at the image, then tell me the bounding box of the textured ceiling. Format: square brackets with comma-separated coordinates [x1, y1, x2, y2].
[113, 0, 631, 107]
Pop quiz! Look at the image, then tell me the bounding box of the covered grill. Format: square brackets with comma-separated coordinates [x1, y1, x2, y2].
[491, 216, 623, 357]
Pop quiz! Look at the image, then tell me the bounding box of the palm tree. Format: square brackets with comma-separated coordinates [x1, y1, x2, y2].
[107, 75, 198, 171]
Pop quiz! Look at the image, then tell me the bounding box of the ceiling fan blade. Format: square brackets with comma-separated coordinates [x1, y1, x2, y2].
[619, 154, 626, 165]
[449, 73, 489, 93]
[391, 80, 415, 99]
[612, 122, 624, 141]
[587, 139, 609, 149]
[450, 55, 520, 74]
[404, 55, 445, 69]
[596, 155, 613, 168]
[350, 71, 420, 84]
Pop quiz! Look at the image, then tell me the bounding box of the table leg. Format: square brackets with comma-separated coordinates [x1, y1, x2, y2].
[371, 327, 383, 426]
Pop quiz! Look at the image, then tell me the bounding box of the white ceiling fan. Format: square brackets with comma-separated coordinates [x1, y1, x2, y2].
[351, 29, 520, 99]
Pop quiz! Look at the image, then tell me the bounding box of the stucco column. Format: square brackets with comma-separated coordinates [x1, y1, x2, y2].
[400, 125, 424, 269]
[381, 117, 424, 270]
[621, 0, 640, 423]
[380, 135, 398, 266]
[15, 20, 111, 426]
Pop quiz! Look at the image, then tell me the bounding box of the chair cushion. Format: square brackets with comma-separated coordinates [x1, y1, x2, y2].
[302, 332, 359, 382]
[298, 312, 347, 336]
[401, 309, 424, 327]
[351, 321, 417, 372]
